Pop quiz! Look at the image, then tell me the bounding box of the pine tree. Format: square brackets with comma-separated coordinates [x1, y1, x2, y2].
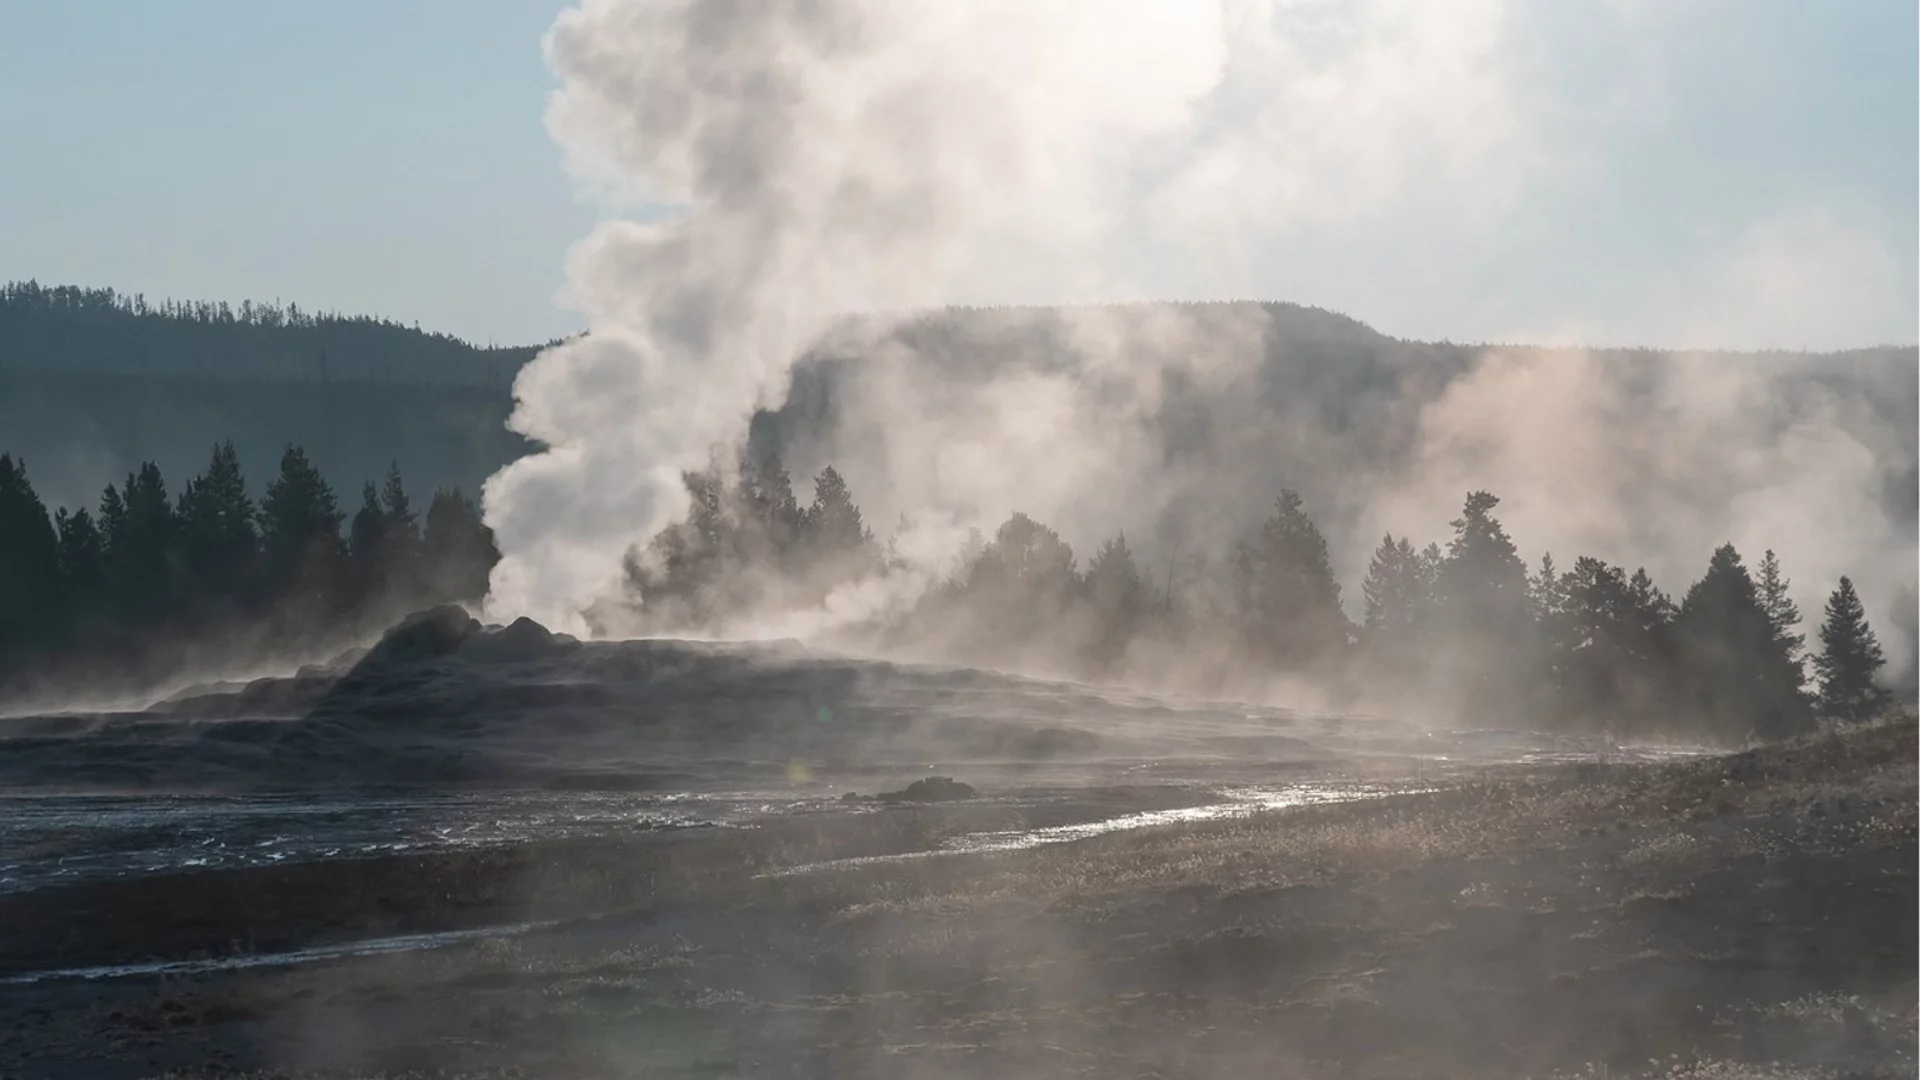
[1416, 542, 1445, 601]
[104, 462, 181, 627]
[46, 504, 108, 656]
[1431, 491, 1533, 717]
[1086, 533, 1147, 613]
[1436, 492, 1530, 625]
[1083, 532, 1150, 669]
[1361, 535, 1410, 635]
[632, 466, 729, 620]
[98, 485, 127, 550]
[1231, 490, 1348, 669]
[1756, 549, 1805, 681]
[1529, 552, 1570, 700]
[1559, 557, 1613, 718]
[740, 452, 801, 558]
[971, 513, 1078, 594]
[1812, 576, 1890, 723]
[1529, 553, 1566, 623]
[0, 455, 62, 667]
[1674, 544, 1813, 741]
[176, 441, 257, 608]
[379, 462, 421, 578]
[801, 465, 872, 561]
[1621, 566, 1677, 725]
[54, 507, 105, 603]
[1627, 567, 1673, 626]
[1355, 533, 1431, 703]
[349, 481, 389, 600]
[421, 488, 498, 605]
[257, 445, 345, 611]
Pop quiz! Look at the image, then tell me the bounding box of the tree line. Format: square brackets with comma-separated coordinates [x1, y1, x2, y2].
[609, 451, 1898, 743]
[0, 445, 499, 701]
[0, 280, 542, 386]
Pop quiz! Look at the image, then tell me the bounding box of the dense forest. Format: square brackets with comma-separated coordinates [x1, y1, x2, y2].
[596, 448, 1903, 744]
[0, 282, 537, 512]
[2, 284, 1912, 737]
[0, 446, 498, 705]
[752, 302, 1920, 700]
[0, 282, 540, 385]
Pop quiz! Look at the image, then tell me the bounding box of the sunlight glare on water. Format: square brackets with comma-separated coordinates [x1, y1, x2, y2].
[943, 781, 1429, 854]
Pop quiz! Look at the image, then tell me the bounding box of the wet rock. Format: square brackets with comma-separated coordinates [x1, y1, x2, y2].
[459, 615, 576, 664]
[350, 607, 576, 675]
[360, 605, 482, 668]
[875, 776, 977, 804]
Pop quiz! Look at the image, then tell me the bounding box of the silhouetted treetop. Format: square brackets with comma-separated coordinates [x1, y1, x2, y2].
[1814, 576, 1890, 724]
[1674, 544, 1814, 741]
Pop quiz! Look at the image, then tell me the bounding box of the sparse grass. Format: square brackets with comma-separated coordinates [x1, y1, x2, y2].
[787, 719, 1916, 922]
[1547, 1063, 1857, 1080]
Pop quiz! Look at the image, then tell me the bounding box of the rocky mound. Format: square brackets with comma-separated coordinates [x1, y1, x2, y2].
[351, 606, 578, 672]
[840, 777, 979, 804]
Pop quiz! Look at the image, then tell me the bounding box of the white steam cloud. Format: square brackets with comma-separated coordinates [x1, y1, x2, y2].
[483, 0, 1229, 630]
[484, 0, 1915, 676]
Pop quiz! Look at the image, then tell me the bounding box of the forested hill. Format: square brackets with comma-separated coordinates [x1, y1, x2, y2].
[0, 282, 541, 386]
[0, 282, 545, 511]
[4, 282, 1914, 670]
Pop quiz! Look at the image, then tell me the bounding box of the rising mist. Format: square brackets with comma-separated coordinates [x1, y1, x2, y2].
[480, 0, 1917, 696]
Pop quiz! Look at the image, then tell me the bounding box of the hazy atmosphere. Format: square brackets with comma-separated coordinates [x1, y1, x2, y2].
[0, 2, 1914, 1078]
[3, 1, 1914, 349]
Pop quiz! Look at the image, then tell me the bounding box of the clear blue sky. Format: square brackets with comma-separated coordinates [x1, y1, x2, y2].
[1, 0, 593, 345]
[1, 1, 1914, 348]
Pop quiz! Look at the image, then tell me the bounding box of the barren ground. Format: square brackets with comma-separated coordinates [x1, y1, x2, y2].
[2, 719, 1912, 1080]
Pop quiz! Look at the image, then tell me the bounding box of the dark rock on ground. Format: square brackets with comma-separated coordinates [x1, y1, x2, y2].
[348, 607, 577, 675]
[875, 776, 977, 803]
[360, 605, 482, 667]
[460, 615, 577, 664]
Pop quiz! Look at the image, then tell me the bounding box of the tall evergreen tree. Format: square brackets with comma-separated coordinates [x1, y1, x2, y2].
[104, 462, 181, 626]
[740, 452, 802, 559]
[97, 485, 126, 551]
[1231, 490, 1347, 669]
[801, 465, 873, 563]
[1557, 556, 1673, 731]
[349, 481, 389, 601]
[176, 441, 258, 608]
[1674, 544, 1812, 742]
[631, 466, 729, 620]
[1432, 491, 1534, 716]
[1436, 492, 1530, 625]
[257, 445, 345, 611]
[1529, 552, 1570, 702]
[379, 462, 421, 579]
[1627, 567, 1673, 623]
[421, 488, 498, 605]
[1415, 542, 1445, 601]
[1529, 553, 1567, 624]
[54, 507, 106, 609]
[1811, 576, 1890, 723]
[1361, 535, 1414, 636]
[1755, 549, 1805, 682]
[1086, 533, 1148, 615]
[1360, 534, 1428, 668]
[0, 456, 62, 668]
[970, 513, 1078, 595]
[1083, 532, 1151, 671]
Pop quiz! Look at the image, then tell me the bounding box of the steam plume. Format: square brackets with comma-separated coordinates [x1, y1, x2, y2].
[484, 0, 1916, 681]
[482, 0, 1228, 630]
